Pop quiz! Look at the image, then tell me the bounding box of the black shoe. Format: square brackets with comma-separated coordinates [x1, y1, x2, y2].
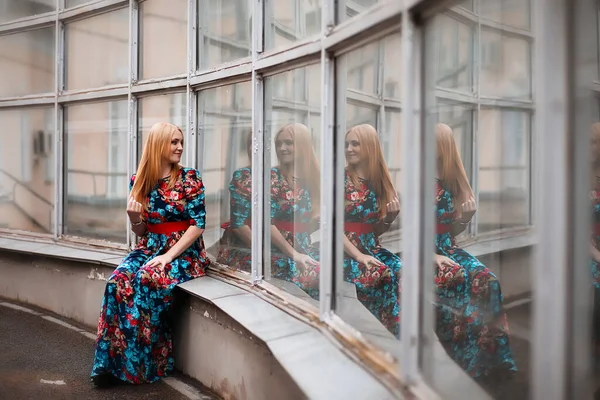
[91, 372, 121, 388]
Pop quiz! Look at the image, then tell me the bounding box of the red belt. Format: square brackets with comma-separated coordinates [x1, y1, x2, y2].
[437, 224, 451, 234]
[221, 219, 251, 230]
[147, 220, 192, 234]
[221, 219, 310, 232]
[344, 222, 374, 233]
[272, 220, 310, 233]
[593, 222, 600, 236]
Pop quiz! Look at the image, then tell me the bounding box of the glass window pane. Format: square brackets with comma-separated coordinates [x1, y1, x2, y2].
[0, 27, 55, 97]
[65, 8, 129, 90]
[335, 34, 402, 351]
[423, 2, 533, 397]
[478, 109, 530, 233]
[0, 0, 54, 23]
[480, 0, 531, 30]
[198, 0, 251, 70]
[263, 64, 321, 304]
[139, 0, 187, 80]
[265, 0, 321, 50]
[337, 0, 378, 24]
[65, 100, 129, 243]
[383, 34, 402, 100]
[138, 92, 187, 163]
[480, 29, 531, 100]
[346, 41, 379, 95]
[0, 107, 55, 233]
[202, 82, 253, 271]
[433, 14, 474, 93]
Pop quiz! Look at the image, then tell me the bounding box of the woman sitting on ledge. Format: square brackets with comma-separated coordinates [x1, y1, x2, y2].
[91, 122, 210, 387]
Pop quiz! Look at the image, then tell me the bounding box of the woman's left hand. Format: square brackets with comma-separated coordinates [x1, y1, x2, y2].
[384, 196, 400, 223]
[144, 254, 173, 269]
[458, 196, 476, 223]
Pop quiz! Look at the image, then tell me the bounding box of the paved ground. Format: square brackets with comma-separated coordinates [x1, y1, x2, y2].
[0, 302, 217, 400]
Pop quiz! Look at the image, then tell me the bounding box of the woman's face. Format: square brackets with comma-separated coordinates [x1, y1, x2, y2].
[275, 131, 295, 165]
[165, 130, 184, 164]
[345, 131, 362, 166]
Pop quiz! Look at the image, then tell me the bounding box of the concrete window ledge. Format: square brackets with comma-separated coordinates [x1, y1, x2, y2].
[0, 235, 398, 399]
[0, 233, 518, 399]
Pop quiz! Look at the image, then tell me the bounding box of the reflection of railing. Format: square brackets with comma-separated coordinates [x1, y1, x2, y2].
[0, 169, 52, 232]
[68, 169, 128, 199]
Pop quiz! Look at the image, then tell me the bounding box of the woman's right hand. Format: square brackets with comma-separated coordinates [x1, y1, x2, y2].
[434, 254, 459, 269]
[127, 196, 143, 223]
[356, 254, 385, 268]
[293, 253, 319, 272]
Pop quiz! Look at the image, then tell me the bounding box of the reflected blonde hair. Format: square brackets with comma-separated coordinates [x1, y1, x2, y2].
[590, 123, 600, 188]
[130, 122, 182, 205]
[345, 124, 396, 220]
[275, 123, 321, 215]
[436, 123, 473, 206]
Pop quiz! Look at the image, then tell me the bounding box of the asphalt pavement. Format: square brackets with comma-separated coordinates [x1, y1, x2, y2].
[0, 301, 217, 400]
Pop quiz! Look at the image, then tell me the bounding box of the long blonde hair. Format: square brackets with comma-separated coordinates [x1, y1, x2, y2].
[436, 123, 473, 206]
[130, 122, 182, 205]
[275, 123, 321, 215]
[345, 124, 396, 220]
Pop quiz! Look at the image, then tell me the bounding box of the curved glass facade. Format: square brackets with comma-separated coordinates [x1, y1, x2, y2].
[0, 0, 597, 398]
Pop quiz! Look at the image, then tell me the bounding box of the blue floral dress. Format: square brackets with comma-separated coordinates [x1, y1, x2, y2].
[216, 167, 252, 271]
[343, 172, 401, 338]
[91, 167, 210, 384]
[434, 180, 516, 378]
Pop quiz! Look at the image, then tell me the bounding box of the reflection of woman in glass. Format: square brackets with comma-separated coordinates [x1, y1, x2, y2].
[270, 123, 320, 299]
[216, 131, 253, 271]
[343, 124, 401, 338]
[434, 123, 516, 379]
[588, 123, 600, 362]
[91, 122, 209, 387]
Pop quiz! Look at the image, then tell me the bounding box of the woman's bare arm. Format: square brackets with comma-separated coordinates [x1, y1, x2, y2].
[232, 226, 253, 247]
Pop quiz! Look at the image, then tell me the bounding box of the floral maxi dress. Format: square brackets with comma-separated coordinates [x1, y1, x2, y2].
[434, 180, 516, 378]
[91, 168, 210, 384]
[216, 167, 253, 271]
[269, 167, 320, 299]
[343, 173, 401, 338]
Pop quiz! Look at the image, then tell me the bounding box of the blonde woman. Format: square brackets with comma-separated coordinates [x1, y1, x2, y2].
[343, 124, 401, 338]
[91, 122, 209, 387]
[269, 123, 321, 299]
[434, 123, 516, 380]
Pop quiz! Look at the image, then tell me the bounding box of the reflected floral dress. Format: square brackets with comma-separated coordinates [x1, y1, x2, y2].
[269, 167, 320, 300]
[589, 188, 600, 358]
[217, 167, 252, 271]
[343, 172, 401, 338]
[218, 167, 319, 299]
[91, 168, 210, 384]
[434, 179, 516, 378]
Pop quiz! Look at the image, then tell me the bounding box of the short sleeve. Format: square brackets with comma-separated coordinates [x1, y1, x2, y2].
[229, 168, 252, 228]
[183, 168, 206, 229]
